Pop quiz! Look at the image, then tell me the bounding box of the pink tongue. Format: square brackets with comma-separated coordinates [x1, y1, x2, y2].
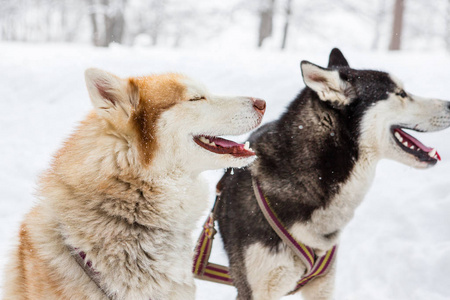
[398, 129, 432, 152]
[210, 137, 242, 148]
[395, 128, 441, 160]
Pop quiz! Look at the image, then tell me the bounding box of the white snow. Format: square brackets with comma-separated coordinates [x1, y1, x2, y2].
[1, 42, 450, 299]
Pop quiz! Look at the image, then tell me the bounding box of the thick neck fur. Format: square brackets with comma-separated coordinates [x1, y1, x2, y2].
[251, 89, 377, 226]
[41, 111, 207, 229]
[37, 111, 207, 298]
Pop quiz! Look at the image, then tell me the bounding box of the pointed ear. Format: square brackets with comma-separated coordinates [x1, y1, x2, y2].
[85, 68, 139, 119]
[301, 61, 354, 105]
[327, 48, 349, 68]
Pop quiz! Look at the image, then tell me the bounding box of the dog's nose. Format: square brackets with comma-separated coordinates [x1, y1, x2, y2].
[251, 98, 266, 115]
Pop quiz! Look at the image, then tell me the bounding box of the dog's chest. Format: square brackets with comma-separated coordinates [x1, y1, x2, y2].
[317, 158, 375, 224]
[91, 177, 209, 297]
[290, 157, 377, 249]
[157, 175, 209, 226]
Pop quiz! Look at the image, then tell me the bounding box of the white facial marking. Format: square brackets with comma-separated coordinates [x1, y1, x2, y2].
[359, 86, 450, 169]
[150, 77, 263, 174]
[389, 74, 404, 90]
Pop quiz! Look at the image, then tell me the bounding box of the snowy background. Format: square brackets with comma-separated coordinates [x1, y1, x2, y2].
[1, 0, 450, 299]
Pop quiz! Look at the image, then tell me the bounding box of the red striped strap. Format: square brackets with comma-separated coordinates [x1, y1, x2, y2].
[252, 178, 316, 272]
[192, 200, 234, 286]
[67, 245, 117, 300]
[192, 212, 215, 275]
[192, 177, 337, 294]
[252, 178, 337, 292]
[199, 263, 233, 285]
[289, 245, 337, 294]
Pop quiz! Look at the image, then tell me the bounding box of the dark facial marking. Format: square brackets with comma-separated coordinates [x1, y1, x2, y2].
[396, 90, 407, 98]
[189, 96, 206, 101]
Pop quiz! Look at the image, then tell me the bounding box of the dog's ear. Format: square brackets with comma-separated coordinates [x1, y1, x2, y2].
[85, 68, 139, 119]
[301, 61, 353, 105]
[327, 48, 349, 68]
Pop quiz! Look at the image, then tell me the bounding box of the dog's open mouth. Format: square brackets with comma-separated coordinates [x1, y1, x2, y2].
[392, 126, 440, 164]
[194, 136, 255, 157]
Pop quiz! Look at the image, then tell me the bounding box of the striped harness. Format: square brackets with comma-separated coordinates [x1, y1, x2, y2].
[68, 245, 118, 300]
[193, 177, 337, 295]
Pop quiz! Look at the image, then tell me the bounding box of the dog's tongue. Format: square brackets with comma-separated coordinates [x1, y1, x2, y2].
[401, 130, 432, 152]
[211, 137, 241, 148]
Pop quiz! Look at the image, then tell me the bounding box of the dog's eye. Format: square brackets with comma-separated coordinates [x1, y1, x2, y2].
[189, 96, 206, 101]
[396, 90, 407, 98]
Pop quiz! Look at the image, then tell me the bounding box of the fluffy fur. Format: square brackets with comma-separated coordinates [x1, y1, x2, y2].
[3, 69, 265, 300]
[217, 48, 450, 300]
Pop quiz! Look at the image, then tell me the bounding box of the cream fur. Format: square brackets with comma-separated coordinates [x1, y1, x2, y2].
[244, 243, 304, 300]
[3, 69, 263, 300]
[301, 62, 354, 105]
[243, 242, 336, 300]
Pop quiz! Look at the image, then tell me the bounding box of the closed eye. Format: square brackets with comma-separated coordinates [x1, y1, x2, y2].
[189, 96, 206, 101]
[396, 90, 407, 98]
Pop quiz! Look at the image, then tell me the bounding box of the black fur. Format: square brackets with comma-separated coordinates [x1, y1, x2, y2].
[216, 48, 398, 299]
[327, 48, 349, 68]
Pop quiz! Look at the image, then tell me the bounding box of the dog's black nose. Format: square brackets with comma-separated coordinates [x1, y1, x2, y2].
[251, 98, 266, 115]
[446, 101, 450, 111]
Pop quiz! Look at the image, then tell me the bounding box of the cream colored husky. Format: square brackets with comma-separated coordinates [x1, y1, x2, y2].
[3, 69, 265, 300]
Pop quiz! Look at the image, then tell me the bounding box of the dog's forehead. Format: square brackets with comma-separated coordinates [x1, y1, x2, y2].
[131, 73, 188, 105]
[349, 69, 397, 94]
[388, 74, 404, 90]
[180, 77, 209, 97]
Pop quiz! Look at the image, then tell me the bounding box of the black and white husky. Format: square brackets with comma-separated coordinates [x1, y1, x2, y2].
[216, 48, 450, 300]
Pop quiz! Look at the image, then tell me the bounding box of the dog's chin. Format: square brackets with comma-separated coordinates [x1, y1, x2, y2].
[402, 156, 436, 169]
[388, 147, 438, 169]
[198, 153, 257, 171]
[225, 155, 257, 169]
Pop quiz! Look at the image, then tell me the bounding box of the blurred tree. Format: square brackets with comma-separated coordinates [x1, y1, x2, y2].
[148, 0, 166, 46]
[60, 1, 83, 42]
[0, 0, 448, 52]
[281, 0, 292, 49]
[258, 0, 276, 47]
[103, 0, 127, 46]
[87, 0, 101, 46]
[389, 0, 405, 50]
[447, 0, 450, 51]
[0, 0, 16, 40]
[86, 0, 127, 47]
[371, 0, 387, 50]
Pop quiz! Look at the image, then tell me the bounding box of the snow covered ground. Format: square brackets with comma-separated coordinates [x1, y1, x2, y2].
[0, 42, 450, 299]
